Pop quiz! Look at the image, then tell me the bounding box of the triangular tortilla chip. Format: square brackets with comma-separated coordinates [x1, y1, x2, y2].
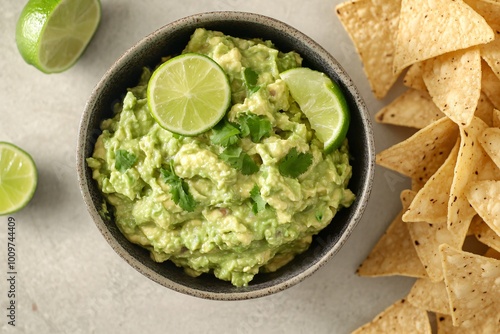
[466, 180, 500, 236]
[357, 190, 427, 278]
[464, 0, 500, 26]
[439, 244, 500, 326]
[375, 89, 444, 129]
[479, 127, 500, 169]
[407, 218, 463, 281]
[474, 91, 495, 126]
[481, 60, 500, 110]
[393, 0, 494, 73]
[407, 278, 450, 315]
[352, 299, 431, 334]
[336, 0, 402, 99]
[482, 34, 500, 81]
[470, 216, 500, 252]
[403, 139, 459, 224]
[448, 117, 490, 239]
[422, 48, 482, 127]
[376, 117, 458, 183]
[436, 304, 500, 334]
[403, 62, 427, 91]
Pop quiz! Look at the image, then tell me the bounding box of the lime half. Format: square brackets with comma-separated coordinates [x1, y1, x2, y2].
[16, 0, 101, 73]
[147, 53, 231, 136]
[280, 67, 350, 152]
[0, 142, 38, 215]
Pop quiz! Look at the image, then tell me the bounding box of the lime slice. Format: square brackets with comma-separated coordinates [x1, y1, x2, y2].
[0, 142, 38, 215]
[147, 53, 231, 136]
[16, 0, 101, 73]
[280, 67, 350, 152]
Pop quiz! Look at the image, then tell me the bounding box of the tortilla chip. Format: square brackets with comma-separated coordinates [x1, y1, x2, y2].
[403, 139, 459, 224]
[470, 216, 500, 252]
[407, 278, 450, 315]
[376, 117, 458, 184]
[481, 60, 500, 110]
[335, 0, 402, 99]
[479, 127, 500, 169]
[422, 48, 482, 127]
[484, 247, 500, 260]
[436, 304, 500, 334]
[493, 108, 500, 128]
[439, 243, 500, 326]
[466, 180, 500, 236]
[403, 62, 427, 91]
[464, 0, 500, 26]
[407, 218, 463, 281]
[357, 190, 427, 278]
[352, 299, 431, 334]
[482, 32, 500, 80]
[375, 89, 444, 129]
[474, 91, 496, 126]
[393, 0, 495, 73]
[448, 117, 489, 239]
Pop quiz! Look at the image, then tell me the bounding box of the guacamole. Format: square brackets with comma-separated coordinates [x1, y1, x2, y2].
[87, 28, 355, 287]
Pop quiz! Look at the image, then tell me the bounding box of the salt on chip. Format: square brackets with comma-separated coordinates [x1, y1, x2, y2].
[393, 0, 494, 74]
[402, 62, 427, 91]
[375, 89, 444, 129]
[466, 180, 500, 236]
[376, 117, 458, 184]
[470, 215, 500, 253]
[336, 0, 402, 99]
[407, 278, 450, 315]
[357, 190, 427, 278]
[448, 117, 489, 239]
[481, 60, 500, 110]
[422, 47, 482, 127]
[403, 139, 459, 224]
[479, 126, 500, 169]
[439, 243, 500, 326]
[352, 299, 431, 334]
[436, 304, 500, 334]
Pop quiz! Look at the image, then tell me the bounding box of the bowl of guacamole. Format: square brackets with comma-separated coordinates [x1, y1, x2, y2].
[77, 11, 374, 300]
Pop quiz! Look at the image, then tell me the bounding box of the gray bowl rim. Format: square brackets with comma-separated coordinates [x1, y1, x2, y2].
[76, 10, 375, 300]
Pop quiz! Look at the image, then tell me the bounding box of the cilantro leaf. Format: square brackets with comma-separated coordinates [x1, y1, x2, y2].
[250, 184, 267, 214]
[160, 163, 196, 212]
[244, 67, 260, 94]
[115, 149, 137, 172]
[278, 147, 313, 178]
[238, 113, 272, 143]
[210, 120, 241, 147]
[220, 146, 259, 175]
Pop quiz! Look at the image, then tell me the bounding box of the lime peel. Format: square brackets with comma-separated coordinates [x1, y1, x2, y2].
[0, 142, 38, 215]
[16, 0, 101, 73]
[280, 67, 350, 152]
[147, 53, 232, 136]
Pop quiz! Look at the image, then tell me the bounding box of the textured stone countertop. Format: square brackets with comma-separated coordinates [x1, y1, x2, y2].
[1, 1, 415, 333]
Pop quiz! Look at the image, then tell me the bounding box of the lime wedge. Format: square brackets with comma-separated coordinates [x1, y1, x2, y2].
[16, 0, 101, 73]
[147, 53, 231, 136]
[280, 67, 350, 152]
[0, 142, 38, 215]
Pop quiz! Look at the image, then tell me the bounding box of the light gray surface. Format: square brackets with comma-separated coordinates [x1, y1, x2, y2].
[1, 1, 415, 333]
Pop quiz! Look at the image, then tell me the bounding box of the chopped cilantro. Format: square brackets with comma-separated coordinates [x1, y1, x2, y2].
[250, 184, 267, 214]
[160, 163, 196, 212]
[244, 67, 260, 94]
[278, 147, 313, 178]
[315, 211, 323, 222]
[238, 113, 272, 143]
[115, 149, 137, 172]
[220, 146, 259, 175]
[210, 120, 241, 147]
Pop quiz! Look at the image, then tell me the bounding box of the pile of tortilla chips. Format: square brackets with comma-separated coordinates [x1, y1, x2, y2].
[336, 0, 500, 332]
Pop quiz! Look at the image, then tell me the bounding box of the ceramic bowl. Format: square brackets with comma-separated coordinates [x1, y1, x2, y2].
[77, 11, 375, 300]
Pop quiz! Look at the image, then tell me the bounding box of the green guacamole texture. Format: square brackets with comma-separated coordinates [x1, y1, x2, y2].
[87, 28, 355, 287]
